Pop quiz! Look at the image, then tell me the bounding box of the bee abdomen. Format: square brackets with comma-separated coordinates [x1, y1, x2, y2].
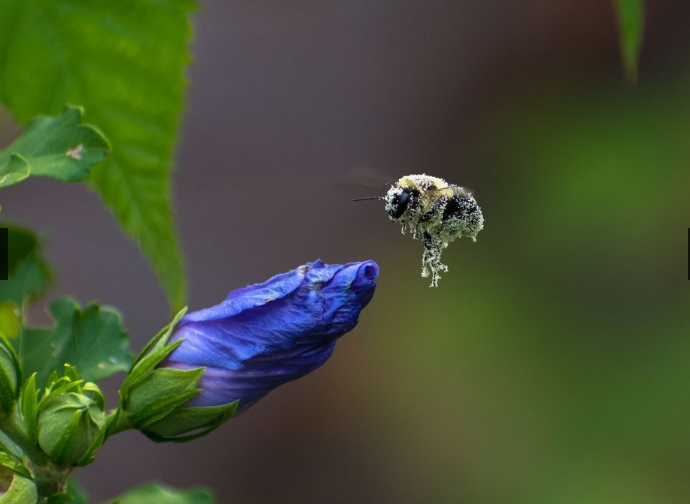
[442, 195, 478, 221]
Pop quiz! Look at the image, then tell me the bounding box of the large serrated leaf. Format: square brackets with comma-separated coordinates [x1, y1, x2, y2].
[18, 298, 133, 388]
[613, 0, 645, 82]
[0, 106, 109, 189]
[0, 0, 196, 310]
[106, 483, 215, 504]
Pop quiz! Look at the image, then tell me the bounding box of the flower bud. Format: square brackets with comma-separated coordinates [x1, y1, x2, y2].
[37, 392, 105, 465]
[0, 333, 20, 414]
[162, 259, 379, 414]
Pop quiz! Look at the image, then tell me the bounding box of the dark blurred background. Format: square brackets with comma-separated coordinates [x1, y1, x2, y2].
[1, 0, 689, 502]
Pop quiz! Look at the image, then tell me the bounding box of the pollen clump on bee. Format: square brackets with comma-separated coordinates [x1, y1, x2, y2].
[383, 174, 484, 287]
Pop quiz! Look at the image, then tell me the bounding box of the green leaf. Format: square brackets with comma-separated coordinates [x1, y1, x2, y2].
[613, 0, 645, 82]
[0, 475, 37, 503]
[0, 106, 109, 189]
[107, 483, 215, 504]
[18, 299, 133, 388]
[0, 225, 52, 313]
[0, 0, 195, 310]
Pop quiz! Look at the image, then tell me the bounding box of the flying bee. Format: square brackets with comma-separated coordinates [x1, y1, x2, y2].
[354, 174, 484, 287]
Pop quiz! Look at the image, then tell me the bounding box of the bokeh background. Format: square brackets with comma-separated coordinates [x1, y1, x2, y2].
[1, 0, 689, 502]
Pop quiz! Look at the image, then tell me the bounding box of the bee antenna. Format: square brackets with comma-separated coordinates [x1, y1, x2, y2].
[351, 196, 382, 202]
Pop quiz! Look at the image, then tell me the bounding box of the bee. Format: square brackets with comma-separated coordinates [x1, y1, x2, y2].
[354, 174, 484, 286]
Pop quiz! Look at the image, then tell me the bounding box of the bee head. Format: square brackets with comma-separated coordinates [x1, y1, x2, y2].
[384, 186, 418, 220]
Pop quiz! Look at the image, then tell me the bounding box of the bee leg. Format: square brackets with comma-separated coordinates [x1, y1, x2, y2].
[421, 247, 431, 278]
[422, 233, 448, 287]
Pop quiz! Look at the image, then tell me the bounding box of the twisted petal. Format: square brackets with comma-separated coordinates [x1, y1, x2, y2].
[163, 260, 378, 411]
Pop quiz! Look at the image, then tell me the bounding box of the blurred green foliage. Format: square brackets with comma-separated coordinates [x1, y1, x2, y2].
[107, 482, 214, 504]
[367, 71, 689, 504]
[614, 0, 645, 82]
[0, 0, 196, 311]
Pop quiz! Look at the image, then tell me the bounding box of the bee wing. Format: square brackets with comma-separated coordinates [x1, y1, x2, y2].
[428, 184, 474, 196]
[333, 166, 398, 201]
[333, 165, 396, 190]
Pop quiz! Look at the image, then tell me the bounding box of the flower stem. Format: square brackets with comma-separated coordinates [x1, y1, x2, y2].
[104, 408, 130, 438]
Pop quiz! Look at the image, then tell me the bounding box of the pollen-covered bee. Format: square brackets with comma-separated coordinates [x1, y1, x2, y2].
[355, 174, 484, 286]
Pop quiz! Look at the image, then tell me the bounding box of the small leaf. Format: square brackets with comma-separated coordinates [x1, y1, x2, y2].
[613, 0, 645, 82]
[18, 299, 133, 388]
[106, 483, 215, 504]
[0, 0, 195, 310]
[0, 106, 109, 189]
[0, 225, 52, 308]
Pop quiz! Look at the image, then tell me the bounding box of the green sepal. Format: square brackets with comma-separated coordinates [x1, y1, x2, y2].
[129, 307, 187, 373]
[120, 307, 187, 401]
[47, 409, 83, 466]
[125, 367, 204, 428]
[74, 382, 113, 467]
[0, 333, 20, 415]
[0, 474, 38, 503]
[0, 447, 30, 478]
[62, 365, 79, 384]
[120, 339, 183, 401]
[143, 402, 239, 443]
[74, 419, 107, 468]
[0, 368, 15, 416]
[39, 379, 83, 411]
[21, 374, 38, 443]
[81, 383, 105, 411]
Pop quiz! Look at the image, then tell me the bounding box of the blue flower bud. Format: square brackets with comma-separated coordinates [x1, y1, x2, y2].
[161, 260, 378, 413]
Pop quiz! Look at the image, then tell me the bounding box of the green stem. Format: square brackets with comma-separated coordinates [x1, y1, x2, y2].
[0, 407, 70, 497]
[104, 408, 130, 438]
